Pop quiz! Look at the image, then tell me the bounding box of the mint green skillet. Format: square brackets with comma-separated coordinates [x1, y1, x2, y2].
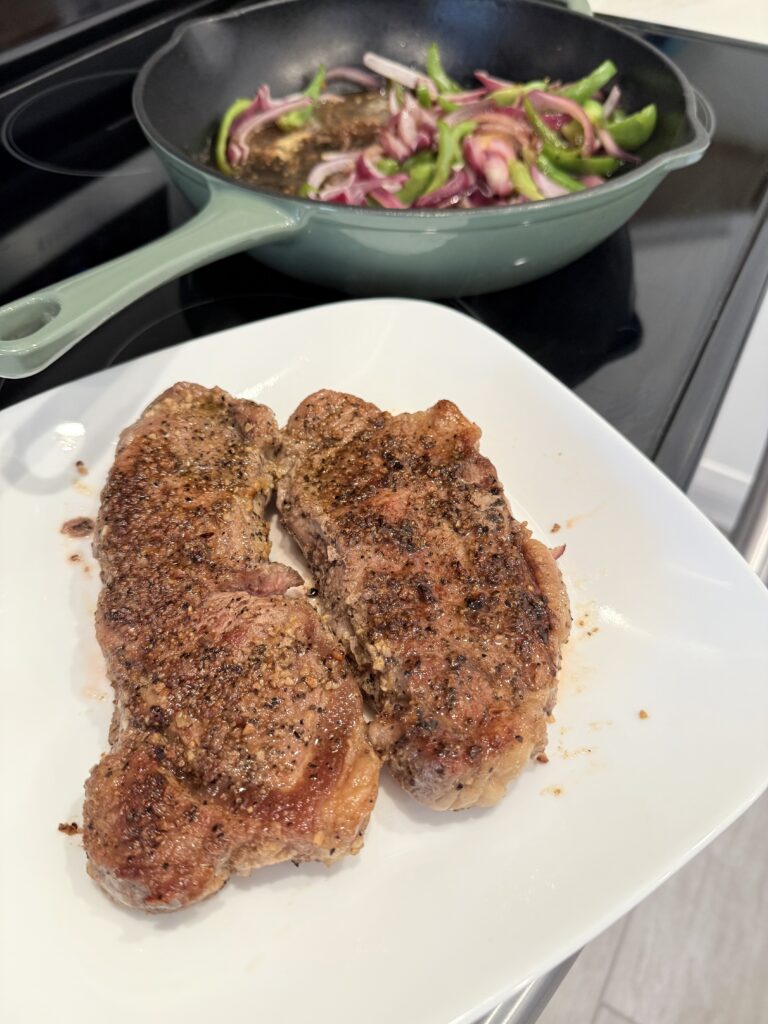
[0, 0, 713, 377]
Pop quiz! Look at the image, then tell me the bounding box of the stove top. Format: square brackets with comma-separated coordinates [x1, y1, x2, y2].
[1, 2, 767, 487]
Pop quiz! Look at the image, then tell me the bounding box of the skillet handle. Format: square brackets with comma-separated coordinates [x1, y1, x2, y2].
[558, 0, 593, 14]
[0, 187, 302, 378]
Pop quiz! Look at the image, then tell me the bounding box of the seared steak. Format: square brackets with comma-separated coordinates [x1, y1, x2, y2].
[278, 391, 570, 811]
[83, 384, 379, 911]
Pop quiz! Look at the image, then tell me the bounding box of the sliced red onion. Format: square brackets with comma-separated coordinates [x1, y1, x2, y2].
[398, 107, 419, 150]
[467, 108, 527, 134]
[387, 85, 400, 116]
[483, 135, 516, 162]
[444, 87, 487, 103]
[322, 173, 408, 205]
[363, 52, 436, 96]
[474, 70, 515, 91]
[530, 165, 569, 198]
[325, 66, 382, 89]
[307, 155, 356, 190]
[484, 154, 512, 197]
[542, 112, 570, 131]
[417, 105, 438, 130]
[474, 113, 533, 148]
[466, 131, 516, 162]
[416, 127, 434, 149]
[581, 174, 605, 188]
[414, 167, 476, 208]
[528, 90, 595, 155]
[228, 92, 312, 165]
[318, 173, 355, 201]
[463, 135, 486, 176]
[443, 99, 498, 125]
[597, 127, 640, 163]
[355, 149, 387, 180]
[368, 188, 407, 209]
[603, 84, 621, 120]
[381, 129, 411, 162]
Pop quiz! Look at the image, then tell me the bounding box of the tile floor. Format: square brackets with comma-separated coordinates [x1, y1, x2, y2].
[536, 790, 768, 1024]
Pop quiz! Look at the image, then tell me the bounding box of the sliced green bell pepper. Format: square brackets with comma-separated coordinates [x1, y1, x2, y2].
[490, 80, 547, 105]
[536, 152, 585, 192]
[607, 103, 657, 150]
[582, 99, 605, 127]
[215, 98, 251, 174]
[426, 42, 460, 94]
[404, 151, 436, 170]
[397, 157, 436, 205]
[508, 158, 543, 201]
[561, 120, 583, 146]
[523, 96, 569, 150]
[560, 60, 617, 105]
[278, 64, 326, 131]
[425, 119, 476, 194]
[542, 144, 619, 176]
[416, 82, 433, 108]
[437, 96, 460, 113]
[376, 157, 401, 175]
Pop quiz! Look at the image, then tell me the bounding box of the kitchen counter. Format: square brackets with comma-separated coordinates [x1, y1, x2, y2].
[592, 0, 768, 45]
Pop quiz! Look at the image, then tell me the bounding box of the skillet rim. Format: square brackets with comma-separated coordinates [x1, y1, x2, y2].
[132, 0, 714, 221]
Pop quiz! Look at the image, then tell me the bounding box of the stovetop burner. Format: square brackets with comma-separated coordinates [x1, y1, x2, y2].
[106, 288, 330, 368]
[1, 2, 766, 491]
[2, 70, 146, 177]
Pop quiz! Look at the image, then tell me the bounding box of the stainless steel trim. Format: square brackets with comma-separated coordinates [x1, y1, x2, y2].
[731, 434, 768, 583]
[476, 953, 579, 1024]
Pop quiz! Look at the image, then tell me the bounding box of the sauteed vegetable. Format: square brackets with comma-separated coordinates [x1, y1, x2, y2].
[213, 45, 657, 207]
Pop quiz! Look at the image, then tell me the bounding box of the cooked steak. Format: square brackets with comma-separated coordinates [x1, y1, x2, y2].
[83, 383, 379, 911]
[277, 391, 570, 811]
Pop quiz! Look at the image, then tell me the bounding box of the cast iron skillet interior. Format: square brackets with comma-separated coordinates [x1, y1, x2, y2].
[137, 0, 694, 204]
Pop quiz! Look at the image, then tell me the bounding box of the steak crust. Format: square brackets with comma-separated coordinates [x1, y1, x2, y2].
[83, 384, 379, 911]
[278, 391, 570, 811]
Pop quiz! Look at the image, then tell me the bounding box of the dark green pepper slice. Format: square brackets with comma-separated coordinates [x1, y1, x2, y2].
[425, 120, 476, 194]
[508, 158, 543, 201]
[542, 144, 619, 176]
[560, 60, 617, 106]
[523, 96, 569, 150]
[215, 98, 251, 174]
[376, 157, 401, 175]
[536, 153, 585, 192]
[426, 42, 460, 94]
[490, 80, 547, 105]
[607, 104, 657, 150]
[397, 157, 436, 204]
[278, 65, 326, 130]
[416, 83, 433, 108]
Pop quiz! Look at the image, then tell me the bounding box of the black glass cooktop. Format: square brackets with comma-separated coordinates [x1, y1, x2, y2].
[1, 2, 767, 487]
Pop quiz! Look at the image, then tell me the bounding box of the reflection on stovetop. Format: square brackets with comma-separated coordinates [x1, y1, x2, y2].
[458, 227, 640, 387]
[3, 69, 146, 178]
[0, 3, 766, 480]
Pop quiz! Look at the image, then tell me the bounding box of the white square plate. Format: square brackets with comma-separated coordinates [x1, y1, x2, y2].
[1, 299, 766, 1024]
